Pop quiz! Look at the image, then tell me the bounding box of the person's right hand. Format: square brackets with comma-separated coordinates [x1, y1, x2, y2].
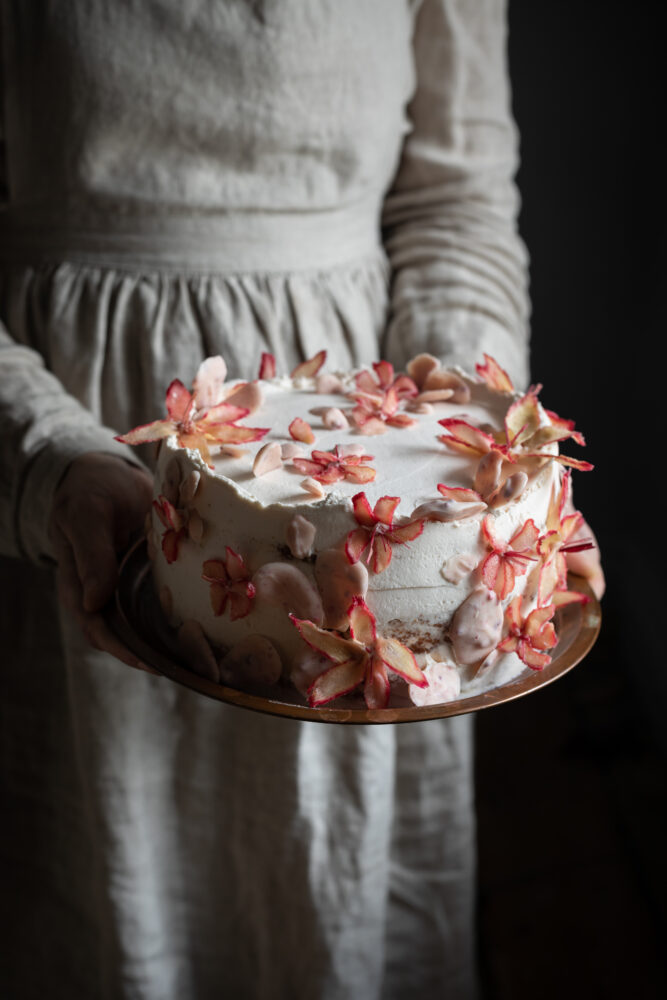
[49, 452, 157, 671]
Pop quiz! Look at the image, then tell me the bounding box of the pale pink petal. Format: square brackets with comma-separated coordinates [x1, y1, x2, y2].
[373, 495, 400, 526]
[192, 356, 228, 410]
[165, 379, 194, 422]
[364, 656, 391, 709]
[300, 477, 326, 498]
[348, 597, 377, 646]
[291, 350, 327, 380]
[475, 354, 514, 392]
[375, 636, 426, 687]
[290, 615, 359, 663]
[286, 514, 317, 559]
[289, 417, 315, 444]
[115, 417, 176, 445]
[224, 380, 263, 414]
[309, 658, 367, 706]
[253, 441, 283, 477]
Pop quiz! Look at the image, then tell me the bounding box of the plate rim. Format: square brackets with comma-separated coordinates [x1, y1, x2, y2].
[106, 537, 602, 725]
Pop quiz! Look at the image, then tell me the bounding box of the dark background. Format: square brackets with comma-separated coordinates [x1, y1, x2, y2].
[475, 4, 666, 998]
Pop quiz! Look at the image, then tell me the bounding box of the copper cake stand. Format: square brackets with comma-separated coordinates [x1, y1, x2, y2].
[105, 538, 602, 725]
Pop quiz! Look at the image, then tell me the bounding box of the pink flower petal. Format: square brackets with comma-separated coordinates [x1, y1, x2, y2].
[166, 379, 194, 422]
[290, 615, 359, 663]
[291, 350, 327, 380]
[308, 658, 367, 706]
[475, 354, 514, 393]
[375, 636, 426, 687]
[348, 597, 377, 646]
[373, 495, 400, 527]
[258, 352, 276, 380]
[363, 657, 391, 709]
[192, 356, 227, 410]
[289, 417, 315, 444]
[253, 441, 283, 477]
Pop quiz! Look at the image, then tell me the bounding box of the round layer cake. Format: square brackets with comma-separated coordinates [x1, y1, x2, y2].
[138, 352, 590, 708]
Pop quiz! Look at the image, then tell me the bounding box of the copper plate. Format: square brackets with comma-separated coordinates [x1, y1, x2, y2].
[105, 538, 602, 725]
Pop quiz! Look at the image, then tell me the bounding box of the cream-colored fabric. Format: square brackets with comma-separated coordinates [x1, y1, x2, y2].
[0, 2, 528, 997]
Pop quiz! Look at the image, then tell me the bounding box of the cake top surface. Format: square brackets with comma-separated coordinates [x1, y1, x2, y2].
[186, 371, 514, 512]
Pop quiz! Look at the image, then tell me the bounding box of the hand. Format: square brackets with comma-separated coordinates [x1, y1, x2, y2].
[565, 514, 605, 600]
[49, 453, 158, 671]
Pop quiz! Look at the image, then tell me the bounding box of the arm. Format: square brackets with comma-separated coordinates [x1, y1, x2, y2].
[382, 0, 530, 388]
[0, 321, 155, 663]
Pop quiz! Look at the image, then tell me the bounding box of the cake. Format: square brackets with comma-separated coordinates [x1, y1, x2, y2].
[117, 350, 594, 709]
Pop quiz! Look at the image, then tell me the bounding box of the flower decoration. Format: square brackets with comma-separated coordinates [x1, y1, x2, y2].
[353, 360, 418, 402]
[153, 496, 187, 564]
[479, 516, 539, 599]
[345, 493, 424, 573]
[496, 597, 558, 670]
[115, 356, 269, 466]
[475, 354, 515, 393]
[438, 384, 593, 474]
[537, 470, 595, 606]
[290, 597, 427, 708]
[292, 445, 376, 485]
[201, 548, 256, 620]
[406, 353, 471, 403]
[350, 385, 418, 435]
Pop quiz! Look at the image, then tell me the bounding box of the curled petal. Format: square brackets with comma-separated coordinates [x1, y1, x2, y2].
[192, 356, 228, 410]
[406, 352, 440, 388]
[342, 463, 376, 484]
[375, 636, 426, 687]
[166, 379, 194, 422]
[371, 534, 393, 574]
[388, 519, 424, 544]
[348, 597, 377, 646]
[351, 492, 376, 528]
[437, 484, 485, 504]
[258, 352, 276, 380]
[115, 417, 176, 445]
[291, 350, 327, 379]
[290, 615, 360, 663]
[345, 526, 371, 565]
[476, 354, 514, 393]
[289, 417, 315, 444]
[373, 496, 400, 526]
[364, 656, 391, 709]
[224, 380, 263, 414]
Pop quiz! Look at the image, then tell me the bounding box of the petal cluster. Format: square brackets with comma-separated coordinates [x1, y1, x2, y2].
[345, 493, 424, 573]
[202, 548, 256, 620]
[291, 597, 427, 709]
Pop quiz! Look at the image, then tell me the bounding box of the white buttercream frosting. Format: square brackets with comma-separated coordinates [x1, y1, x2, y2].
[151, 365, 561, 701]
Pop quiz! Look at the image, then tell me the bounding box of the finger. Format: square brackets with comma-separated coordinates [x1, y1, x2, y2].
[51, 526, 85, 616]
[84, 612, 160, 675]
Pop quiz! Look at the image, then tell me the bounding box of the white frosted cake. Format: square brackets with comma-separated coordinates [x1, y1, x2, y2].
[118, 351, 593, 709]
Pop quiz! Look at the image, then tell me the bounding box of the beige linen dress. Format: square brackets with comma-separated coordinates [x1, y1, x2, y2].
[0, 2, 529, 998]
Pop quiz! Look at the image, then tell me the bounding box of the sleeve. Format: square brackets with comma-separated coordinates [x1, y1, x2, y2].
[0, 320, 146, 566]
[381, 0, 530, 389]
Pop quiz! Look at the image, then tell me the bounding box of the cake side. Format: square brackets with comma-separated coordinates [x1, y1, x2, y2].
[141, 353, 589, 706]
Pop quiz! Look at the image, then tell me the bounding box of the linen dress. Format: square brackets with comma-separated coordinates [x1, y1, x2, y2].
[0, 2, 529, 998]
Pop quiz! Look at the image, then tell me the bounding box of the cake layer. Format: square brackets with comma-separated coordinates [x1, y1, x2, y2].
[149, 364, 562, 700]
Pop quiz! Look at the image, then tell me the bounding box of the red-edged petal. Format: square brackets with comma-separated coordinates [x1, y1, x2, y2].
[291, 350, 327, 379]
[386, 412, 418, 428]
[476, 354, 514, 392]
[162, 528, 184, 564]
[308, 657, 367, 706]
[551, 589, 590, 608]
[351, 492, 376, 527]
[375, 636, 426, 687]
[202, 559, 230, 584]
[228, 587, 255, 621]
[342, 463, 376, 484]
[166, 379, 194, 423]
[289, 417, 315, 444]
[291, 458, 326, 477]
[388, 519, 424, 544]
[348, 597, 377, 646]
[509, 518, 540, 553]
[224, 546, 249, 581]
[289, 614, 358, 663]
[209, 581, 229, 616]
[198, 402, 249, 426]
[364, 656, 391, 709]
[373, 495, 400, 526]
[205, 424, 270, 444]
[517, 639, 551, 670]
[115, 417, 176, 445]
[391, 374, 419, 398]
[258, 352, 276, 380]
[345, 526, 371, 565]
[438, 418, 496, 456]
[481, 552, 501, 592]
[437, 484, 484, 503]
[505, 390, 541, 447]
[372, 360, 395, 389]
[371, 534, 393, 574]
